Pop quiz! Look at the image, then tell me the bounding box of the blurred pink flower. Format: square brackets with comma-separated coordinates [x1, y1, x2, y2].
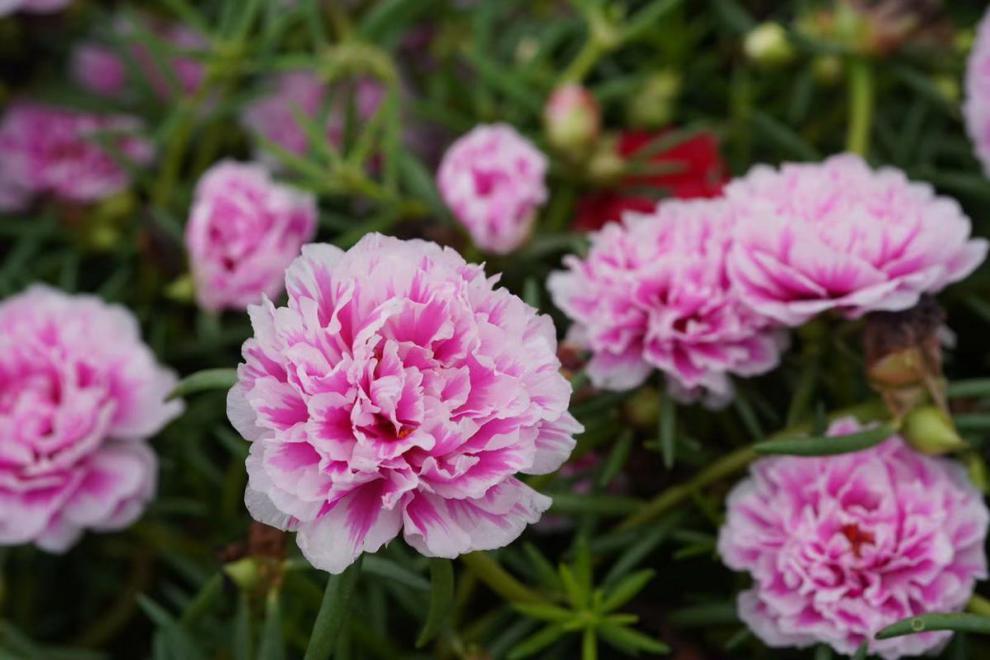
[548, 199, 785, 406]
[718, 417, 989, 658]
[0, 0, 72, 15]
[185, 160, 318, 312]
[965, 6, 990, 177]
[71, 15, 207, 101]
[437, 123, 548, 254]
[240, 71, 385, 169]
[726, 154, 987, 326]
[0, 102, 154, 208]
[228, 234, 581, 573]
[0, 285, 182, 552]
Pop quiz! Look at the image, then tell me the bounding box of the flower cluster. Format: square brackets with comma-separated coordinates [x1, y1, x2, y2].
[0, 103, 154, 210]
[718, 417, 989, 659]
[437, 124, 548, 254]
[185, 160, 318, 312]
[0, 286, 181, 551]
[228, 234, 582, 573]
[550, 153, 986, 404]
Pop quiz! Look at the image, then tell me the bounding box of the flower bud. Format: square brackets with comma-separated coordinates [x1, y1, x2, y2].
[586, 134, 625, 185]
[812, 55, 843, 86]
[224, 557, 262, 591]
[625, 386, 661, 430]
[543, 84, 601, 155]
[744, 22, 795, 67]
[626, 69, 681, 129]
[901, 405, 966, 455]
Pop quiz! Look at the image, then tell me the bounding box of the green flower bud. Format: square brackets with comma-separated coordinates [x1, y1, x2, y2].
[744, 22, 795, 68]
[901, 405, 966, 455]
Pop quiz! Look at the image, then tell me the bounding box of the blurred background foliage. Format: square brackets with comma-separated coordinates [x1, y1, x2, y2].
[3, 0, 990, 658]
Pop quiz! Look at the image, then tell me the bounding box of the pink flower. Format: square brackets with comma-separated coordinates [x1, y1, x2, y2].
[548, 199, 786, 405]
[0, 103, 154, 208]
[185, 161, 318, 312]
[70, 44, 128, 98]
[437, 124, 548, 254]
[228, 234, 582, 573]
[0, 0, 72, 15]
[965, 7, 990, 177]
[0, 285, 182, 552]
[240, 72, 385, 169]
[718, 417, 989, 659]
[71, 16, 207, 101]
[726, 154, 988, 326]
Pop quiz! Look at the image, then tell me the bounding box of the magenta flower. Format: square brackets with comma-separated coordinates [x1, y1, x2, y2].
[0, 103, 154, 209]
[71, 16, 207, 101]
[228, 234, 582, 573]
[718, 417, 989, 658]
[548, 199, 786, 405]
[965, 7, 990, 177]
[240, 72, 385, 169]
[726, 154, 988, 326]
[185, 161, 318, 312]
[0, 286, 182, 552]
[437, 124, 548, 255]
[0, 0, 72, 15]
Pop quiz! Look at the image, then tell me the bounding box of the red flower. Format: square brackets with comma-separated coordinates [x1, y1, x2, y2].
[574, 129, 727, 231]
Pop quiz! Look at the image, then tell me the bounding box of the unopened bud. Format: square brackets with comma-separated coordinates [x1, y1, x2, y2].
[627, 70, 681, 129]
[625, 386, 661, 430]
[963, 451, 989, 493]
[544, 84, 601, 155]
[744, 22, 795, 68]
[901, 405, 966, 455]
[165, 274, 195, 303]
[812, 55, 843, 86]
[586, 134, 625, 185]
[933, 75, 959, 104]
[224, 557, 261, 591]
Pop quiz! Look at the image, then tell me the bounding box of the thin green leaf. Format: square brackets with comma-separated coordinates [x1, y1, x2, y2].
[168, 368, 238, 401]
[303, 560, 362, 660]
[598, 623, 670, 655]
[601, 570, 654, 613]
[875, 612, 990, 640]
[659, 393, 677, 469]
[599, 431, 634, 487]
[415, 558, 455, 648]
[754, 423, 894, 456]
[362, 556, 429, 591]
[513, 603, 574, 623]
[258, 591, 285, 660]
[508, 624, 567, 659]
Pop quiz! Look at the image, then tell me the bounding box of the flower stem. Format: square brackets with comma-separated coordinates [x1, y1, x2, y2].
[845, 57, 874, 156]
[460, 551, 545, 604]
[616, 399, 888, 530]
[303, 559, 362, 660]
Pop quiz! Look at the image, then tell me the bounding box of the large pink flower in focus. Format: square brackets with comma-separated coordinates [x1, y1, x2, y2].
[228, 234, 582, 573]
[718, 417, 989, 658]
[0, 103, 154, 208]
[437, 124, 548, 255]
[185, 161, 317, 312]
[965, 7, 990, 177]
[240, 72, 384, 170]
[548, 199, 786, 405]
[726, 154, 988, 326]
[0, 286, 182, 551]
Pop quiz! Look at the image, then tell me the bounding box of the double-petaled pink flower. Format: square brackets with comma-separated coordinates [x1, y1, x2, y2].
[718, 417, 989, 659]
[185, 161, 318, 312]
[0, 286, 182, 551]
[240, 72, 385, 169]
[0, 102, 154, 210]
[548, 199, 785, 405]
[965, 7, 990, 177]
[726, 154, 987, 326]
[228, 234, 582, 573]
[437, 124, 548, 254]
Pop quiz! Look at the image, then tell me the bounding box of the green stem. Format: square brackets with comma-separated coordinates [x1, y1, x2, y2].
[845, 57, 874, 156]
[561, 38, 606, 83]
[460, 552, 545, 604]
[616, 400, 888, 530]
[303, 560, 362, 660]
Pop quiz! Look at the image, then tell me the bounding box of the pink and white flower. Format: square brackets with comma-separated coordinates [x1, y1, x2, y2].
[240, 72, 385, 169]
[548, 198, 785, 405]
[718, 417, 989, 659]
[965, 6, 990, 177]
[0, 102, 154, 208]
[185, 161, 317, 312]
[0, 286, 182, 552]
[228, 234, 582, 573]
[437, 124, 548, 254]
[725, 154, 987, 326]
